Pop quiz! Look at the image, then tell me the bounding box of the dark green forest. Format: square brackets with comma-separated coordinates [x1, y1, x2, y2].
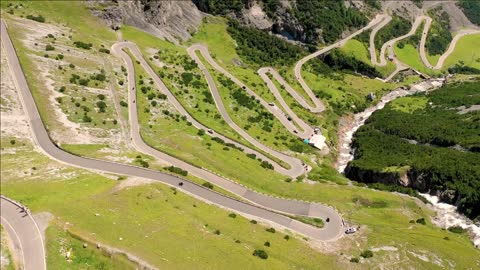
[294, 0, 368, 44]
[459, 0, 480, 25]
[346, 82, 480, 219]
[426, 8, 452, 56]
[226, 19, 306, 67]
[374, 16, 411, 49]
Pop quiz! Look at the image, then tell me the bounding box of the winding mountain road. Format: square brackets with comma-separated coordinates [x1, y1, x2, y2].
[0, 196, 46, 270]
[2, 6, 477, 266]
[1, 20, 344, 265]
[370, 11, 479, 76]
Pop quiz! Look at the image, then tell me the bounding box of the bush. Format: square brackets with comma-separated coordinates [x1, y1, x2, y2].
[202, 181, 214, 189]
[96, 101, 107, 112]
[250, 220, 257, 224]
[97, 94, 105, 100]
[73, 41, 92, 50]
[350, 257, 360, 263]
[26, 14, 45, 23]
[82, 114, 92, 123]
[265, 227, 275, 233]
[118, 80, 124, 85]
[246, 153, 256, 159]
[10, 139, 15, 145]
[447, 226, 466, 234]
[264, 241, 270, 247]
[252, 249, 268, 259]
[228, 213, 237, 218]
[57, 54, 64, 60]
[157, 93, 167, 100]
[416, 218, 426, 225]
[284, 235, 290, 240]
[119, 100, 128, 107]
[360, 250, 373, 258]
[45, 44, 55, 51]
[197, 129, 205, 136]
[99, 48, 110, 54]
[166, 166, 188, 176]
[214, 229, 221, 235]
[260, 161, 274, 170]
[151, 100, 157, 107]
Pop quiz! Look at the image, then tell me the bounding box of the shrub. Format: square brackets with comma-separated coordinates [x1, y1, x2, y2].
[252, 249, 268, 259]
[228, 213, 237, 218]
[73, 41, 92, 50]
[246, 153, 256, 159]
[214, 229, 221, 235]
[26, 14, 45, 23]
[82, 114, 92, 123]
[448, 226, 466, 234]
[96, 101, 107, 112]
[197, 129, 205, 136]
[166, 166, 188, 176]
[350, 257, 359, 263]
[416, 218, 426, 225]
[45, 44, 55, 51]
[284, 235, 290, 240]
[69, 63, 75, 69]
[57, 54, 64, 60]
[260, 161, 274, 170]
[78, 78, 89, 86]
[151, 100, 157, 107]
[250, 220, 257, 224]
[97, 94, 105, 100]
[202, 182, 214, 189]
[10, 139, 15, 145]
[157, 93, 167, 100]
[360, 250, 373, 258]
[94, 73, 106, 81]
[118, 80, 124, 85]
[264, 241, 270, 247]
[265, 228, 275, 233]
[99, 48, 110, 54]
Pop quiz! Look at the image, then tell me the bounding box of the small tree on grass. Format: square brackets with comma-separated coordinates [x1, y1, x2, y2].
[228, 213, 237, 218]
[96, 101, 107, 113]
[415, 218, 426, 225]
[82, 114, 92, 123]
[265, 228, 275, 233]
[202, 182, 214, 189]
[360, 250, 373, 258]
[253, 249, 268, 259]
[264, 241, 270, 247]
[97, 94, 105, 100]
[448, 226, 465, 234]
[350, 257, 359, 263]
[197, 129, 205, 136]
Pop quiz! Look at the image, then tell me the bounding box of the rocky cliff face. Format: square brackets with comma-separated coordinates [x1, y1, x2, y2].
[345, 163, 460, 205]
[87, 0, 204, 44]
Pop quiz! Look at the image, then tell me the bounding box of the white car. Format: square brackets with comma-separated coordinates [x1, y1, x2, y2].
[345, 227, 357, 234]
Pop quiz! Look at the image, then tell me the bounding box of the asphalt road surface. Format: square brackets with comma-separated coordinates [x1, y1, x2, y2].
[1, 196, 46, 270]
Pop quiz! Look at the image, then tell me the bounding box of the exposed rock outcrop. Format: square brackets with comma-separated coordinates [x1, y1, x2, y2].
[88, 0, 204, 44]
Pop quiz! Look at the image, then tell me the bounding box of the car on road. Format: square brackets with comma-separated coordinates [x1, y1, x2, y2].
[345, 227, 357, 234]
[207, 129, 213, 134]
[268, 102, 275, 106]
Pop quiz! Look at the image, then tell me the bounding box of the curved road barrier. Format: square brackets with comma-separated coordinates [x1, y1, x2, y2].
[0, 196, 46, 270]
[0, 19, 343, 242]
